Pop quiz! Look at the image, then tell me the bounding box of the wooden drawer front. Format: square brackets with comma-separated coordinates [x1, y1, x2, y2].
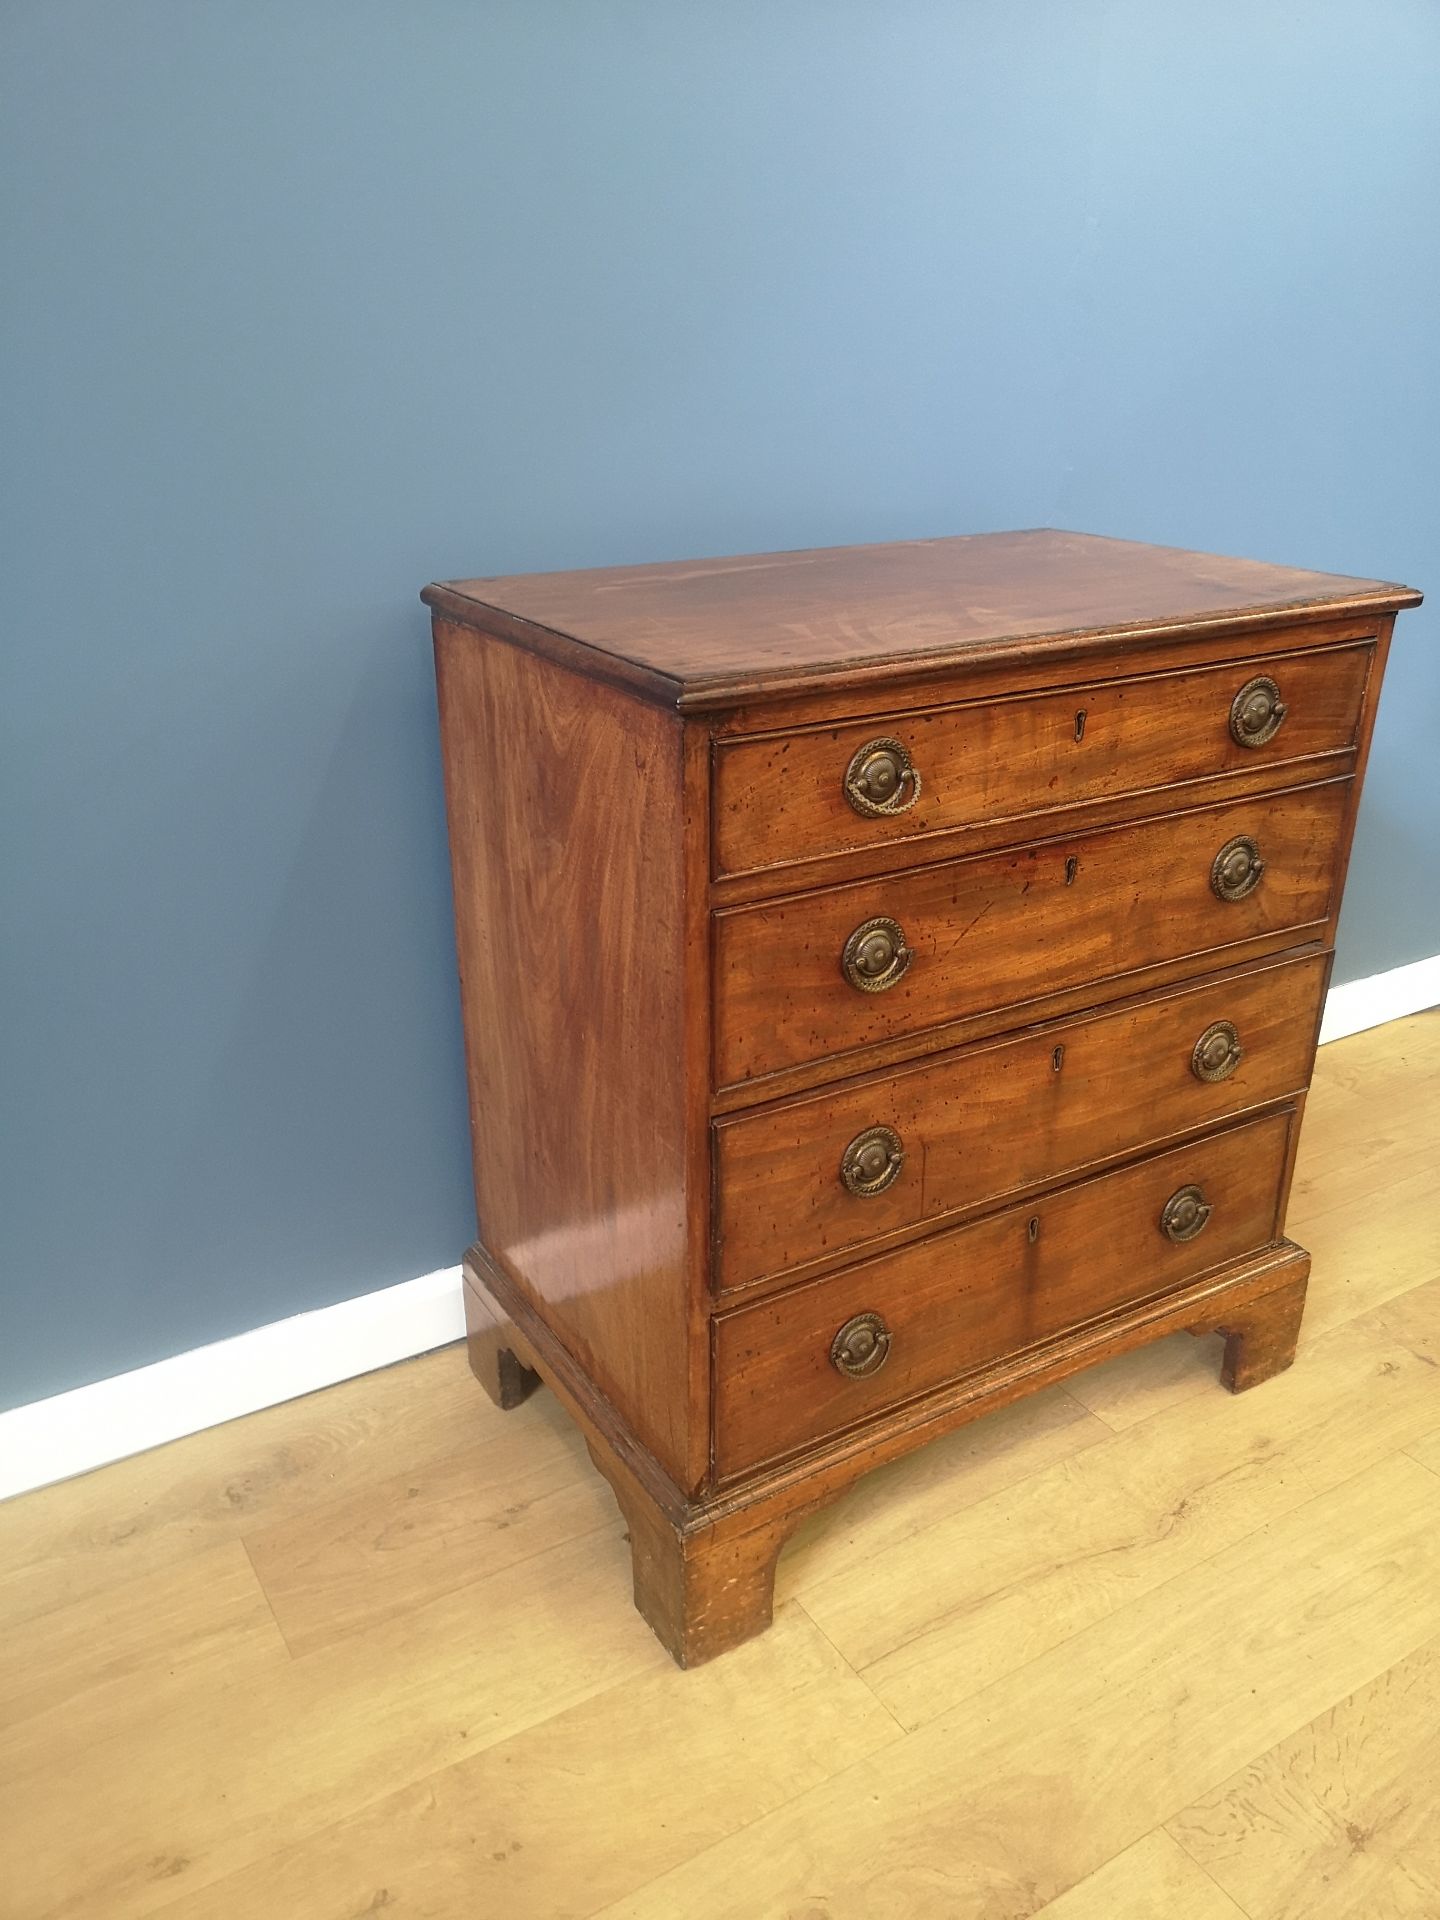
[713, 1110, 1292, 1478]
[714, 779, 1347, 1090]
[713, 952, 1326, 1293]
[713, 643, 1371, 879]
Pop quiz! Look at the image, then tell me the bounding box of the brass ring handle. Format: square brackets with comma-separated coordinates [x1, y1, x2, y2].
[1160, 1184, 1212, 1243]
[1192, 1020, 1244, 1083]
[841, 916, 913, 993]
[830, 1311, 892, 1378]
[840, 1125, 905, 1196]
[843, 737, 922, 818]
[1230, 676, 1288, 748]
[1211, 835, 1265, 902]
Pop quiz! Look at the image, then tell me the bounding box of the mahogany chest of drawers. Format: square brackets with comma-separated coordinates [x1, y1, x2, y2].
[426, 530, 1420, 1666]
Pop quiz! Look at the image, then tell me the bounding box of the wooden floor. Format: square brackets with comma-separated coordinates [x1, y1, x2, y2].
[3, 1012, 1438, 1920]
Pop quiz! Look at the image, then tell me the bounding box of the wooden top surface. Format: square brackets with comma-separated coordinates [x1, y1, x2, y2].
[424, 529, 1420, 709]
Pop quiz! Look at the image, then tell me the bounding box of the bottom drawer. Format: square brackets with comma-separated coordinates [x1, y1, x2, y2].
[713, 1109, 1294, 1479]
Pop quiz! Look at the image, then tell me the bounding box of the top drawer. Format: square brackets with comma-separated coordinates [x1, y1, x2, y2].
[713, 642, 1371, 880]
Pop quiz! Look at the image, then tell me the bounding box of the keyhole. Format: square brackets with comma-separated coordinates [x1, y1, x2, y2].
[1052, 1044, 1065, 1072]
[1027, 1216, 1040, 1244]
[1065, 856, 1079, 886]
[1074, 709, 1087, 742]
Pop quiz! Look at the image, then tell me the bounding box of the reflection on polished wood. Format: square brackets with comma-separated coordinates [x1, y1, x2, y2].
[0, 1014, 1435, 1916]
[425, 528, 1417, 705]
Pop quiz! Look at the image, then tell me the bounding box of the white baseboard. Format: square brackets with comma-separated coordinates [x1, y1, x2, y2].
[1318, 952, 1440, 1045]
[0, 1265, 465, 1502]
[3, 952, 1436, 1505]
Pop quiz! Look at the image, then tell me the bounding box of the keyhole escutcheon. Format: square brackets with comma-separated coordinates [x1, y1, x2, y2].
[1065, 855, 1079, 886]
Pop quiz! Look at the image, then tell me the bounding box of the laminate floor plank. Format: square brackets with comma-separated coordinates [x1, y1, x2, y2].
[1033, 1829, 1249, 1918]
[0, 1541, 288, 1764]
[805, 1277, 1440, 1724]
[1299, 1157, 1440, 1338]
[1167, 1633, 1440, 1919]
[151, 1605, 902, 1920]
[598, 1455, 1440, 1919]
[778, 1383, 1109, 1599]
[1404, 1425, 1440, 1475]
[1060, 1327, 1227, 1433]
[243, 1426, 615, 1655]
[0, 1344, 583, 1633]
[1, 1524, 670, 1919]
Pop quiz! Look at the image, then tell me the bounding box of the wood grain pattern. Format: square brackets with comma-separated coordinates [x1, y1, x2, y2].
[0, 1542, 286, 1766]
[1168, 1635, 1440, 1919]
[424, 528, 1419, 709]
[714, 639, 1371, 879]
[242, 1427, 615, 1658]
[714, 949, 1327, 1293]
[713, 1110, 1295, 1477]
[434, 618, 702, 1488]
[715, 778, 1349, 1089]
[0, 1526, 672, 1920]
[147, 1608, 902, 1920]
[0, 1344, 490, 1635]
[1, 1016, 1435, 1920]
[601, 1454, 1440, 1917]
[805, 1274, 1440, 1729]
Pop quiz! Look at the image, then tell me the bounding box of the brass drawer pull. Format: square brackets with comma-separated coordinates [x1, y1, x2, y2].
[1211, 834, 1264, 901]
[843, 737, 922, 818]
[840, 1125, 905, 1196]
[831, 1311, 892, 1378]
[841, 915, 913, 993]
[1230, 675, 1288, 748]
[1192, 1020, 1243, 1083]
[1160, 1184, 1212, 1243]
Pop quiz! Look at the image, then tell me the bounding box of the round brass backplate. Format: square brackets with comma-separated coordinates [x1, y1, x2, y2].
[1211, 835, 1265, 902]
[843, 737, 921, 818]
[1192, 1020, 1244, 1083]
[840, 916, 913, 993]
[840, 1125, 905, 1197]
[1160, 1184, 1213, 1243]
[830, 1311, 892, 1378]
[1230, 675, 1288, 748]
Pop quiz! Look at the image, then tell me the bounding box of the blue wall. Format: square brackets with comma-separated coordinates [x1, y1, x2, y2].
[4, 2, 1437, 1411]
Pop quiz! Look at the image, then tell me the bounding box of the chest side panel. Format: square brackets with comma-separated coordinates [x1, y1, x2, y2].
[434, 620, 700, 1487]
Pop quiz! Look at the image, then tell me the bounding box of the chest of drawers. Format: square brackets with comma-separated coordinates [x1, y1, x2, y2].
[426, 529, 1420, 1667]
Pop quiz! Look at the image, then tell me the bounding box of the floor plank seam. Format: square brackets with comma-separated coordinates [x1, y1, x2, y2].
[846, 1476, 1166, 1685]
[578, 1719, 910, 1920]
[1131, 1588, 1440, 1914]
[1162, 1819, 1263, 1919]
[239, 1534, 299, 1661]
[1053, 1379, 1124, 1433]
[787, 1597, 911, 1738]
[1050, 1264, 1440, 1447]
[851, 1439, 1440, 1729]
[244, 1507, 624, 1663]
